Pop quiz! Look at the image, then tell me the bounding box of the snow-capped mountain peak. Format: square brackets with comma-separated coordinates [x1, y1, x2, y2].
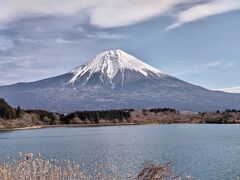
[69, 49, 165, 86]
[2, 50, 240, 112]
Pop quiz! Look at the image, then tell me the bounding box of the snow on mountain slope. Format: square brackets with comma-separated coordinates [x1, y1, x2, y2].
[214, 87, 240, 94]
[69, 49, 165, 87]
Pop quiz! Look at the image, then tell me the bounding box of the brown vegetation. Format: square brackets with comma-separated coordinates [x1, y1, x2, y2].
[0, 153, 123, 180]
[1, 153, 193, 180]
[137, 161, 176, 180]
[1, 97, 240, 129]
[130, 109, 240, 124]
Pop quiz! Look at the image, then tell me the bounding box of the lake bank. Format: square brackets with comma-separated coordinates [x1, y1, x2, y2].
[1, 101, 240, 131]
[0, 123, 141, 131]
[42, 122, 139, 128]
[0, 125, 42, 131]
[1, 121, 240, 131]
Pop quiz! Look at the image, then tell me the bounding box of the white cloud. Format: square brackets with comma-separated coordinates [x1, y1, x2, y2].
[87, 0, 189, 28]
[0, 0, 92, 24]
[166, 0, 240, 30]
[0, 0, 189, 28]
[0, 0, 239, 30]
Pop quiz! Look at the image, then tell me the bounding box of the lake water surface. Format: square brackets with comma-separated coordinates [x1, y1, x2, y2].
[1, 124, 240, 179]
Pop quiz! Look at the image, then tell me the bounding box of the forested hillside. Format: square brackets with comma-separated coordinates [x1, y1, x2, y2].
[1, 98, 240, 129]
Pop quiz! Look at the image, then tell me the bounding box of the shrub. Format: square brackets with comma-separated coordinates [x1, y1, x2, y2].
[137, 161, 177, 180]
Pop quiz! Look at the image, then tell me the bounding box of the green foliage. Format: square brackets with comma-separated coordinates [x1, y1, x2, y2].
[61, 110, 131, 124]
[144, 108, 177, 114]
[225, 109, 240, 113]
[25, 110, 60, 125]
[2, 97, 240, 128]
[16, 106, 21, 118]
[0, 98, 16, 119]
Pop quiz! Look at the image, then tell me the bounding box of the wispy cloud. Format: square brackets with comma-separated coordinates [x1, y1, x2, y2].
[0, 54, 69, 85]
[86, 32, 125, 40]
[173, 61, 235, 76]
[204, 61, 221, 67]
[56, 37, 75, 44]
[0, 36, 14, 51]
[225, 62, 235, 67]
[0, 56, 34, 69]
[166, 0, 240, 30]
[0, 35, 39, 52]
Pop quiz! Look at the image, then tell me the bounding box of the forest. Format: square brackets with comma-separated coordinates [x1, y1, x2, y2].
[1, 98, 240, 129]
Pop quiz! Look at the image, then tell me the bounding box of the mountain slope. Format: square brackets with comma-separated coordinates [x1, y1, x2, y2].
[0, 49, 240, 112]
[214, 87, 240, 94]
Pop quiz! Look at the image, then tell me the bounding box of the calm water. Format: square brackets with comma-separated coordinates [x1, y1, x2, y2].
[1, 124, 240, 179]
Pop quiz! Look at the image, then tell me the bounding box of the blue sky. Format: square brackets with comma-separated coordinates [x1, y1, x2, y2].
[0, 0, 239, 89]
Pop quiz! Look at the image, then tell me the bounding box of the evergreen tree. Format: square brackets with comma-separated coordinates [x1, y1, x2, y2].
[16, 106, 21, 118]
[0, 98, 16, 119]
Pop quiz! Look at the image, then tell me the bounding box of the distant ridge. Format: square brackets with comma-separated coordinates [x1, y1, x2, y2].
[0, 50, 240, 112]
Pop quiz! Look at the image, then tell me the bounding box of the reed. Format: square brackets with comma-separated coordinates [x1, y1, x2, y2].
[0, 153, 192, 180]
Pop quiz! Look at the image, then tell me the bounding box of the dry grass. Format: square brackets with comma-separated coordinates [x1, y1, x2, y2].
[0, 154, 192, 180]
[0, 153, 88, 180]
[0, 153, 128, 180]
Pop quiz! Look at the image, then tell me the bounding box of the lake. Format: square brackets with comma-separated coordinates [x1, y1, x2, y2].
[1, 124, 240, 179]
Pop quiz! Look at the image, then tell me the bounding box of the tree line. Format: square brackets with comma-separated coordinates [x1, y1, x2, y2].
[2, 97, 240, 128]
[0, 98, 132, 126]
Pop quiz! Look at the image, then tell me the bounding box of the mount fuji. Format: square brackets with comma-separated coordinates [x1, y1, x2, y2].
[0, 49, 240, 112]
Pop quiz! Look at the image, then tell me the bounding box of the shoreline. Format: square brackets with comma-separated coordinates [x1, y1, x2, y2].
[42, 123, 139, 128]
[0, 123, 140, 131]
[0, 125, 43, 131]
[1, 122, 239, 131]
